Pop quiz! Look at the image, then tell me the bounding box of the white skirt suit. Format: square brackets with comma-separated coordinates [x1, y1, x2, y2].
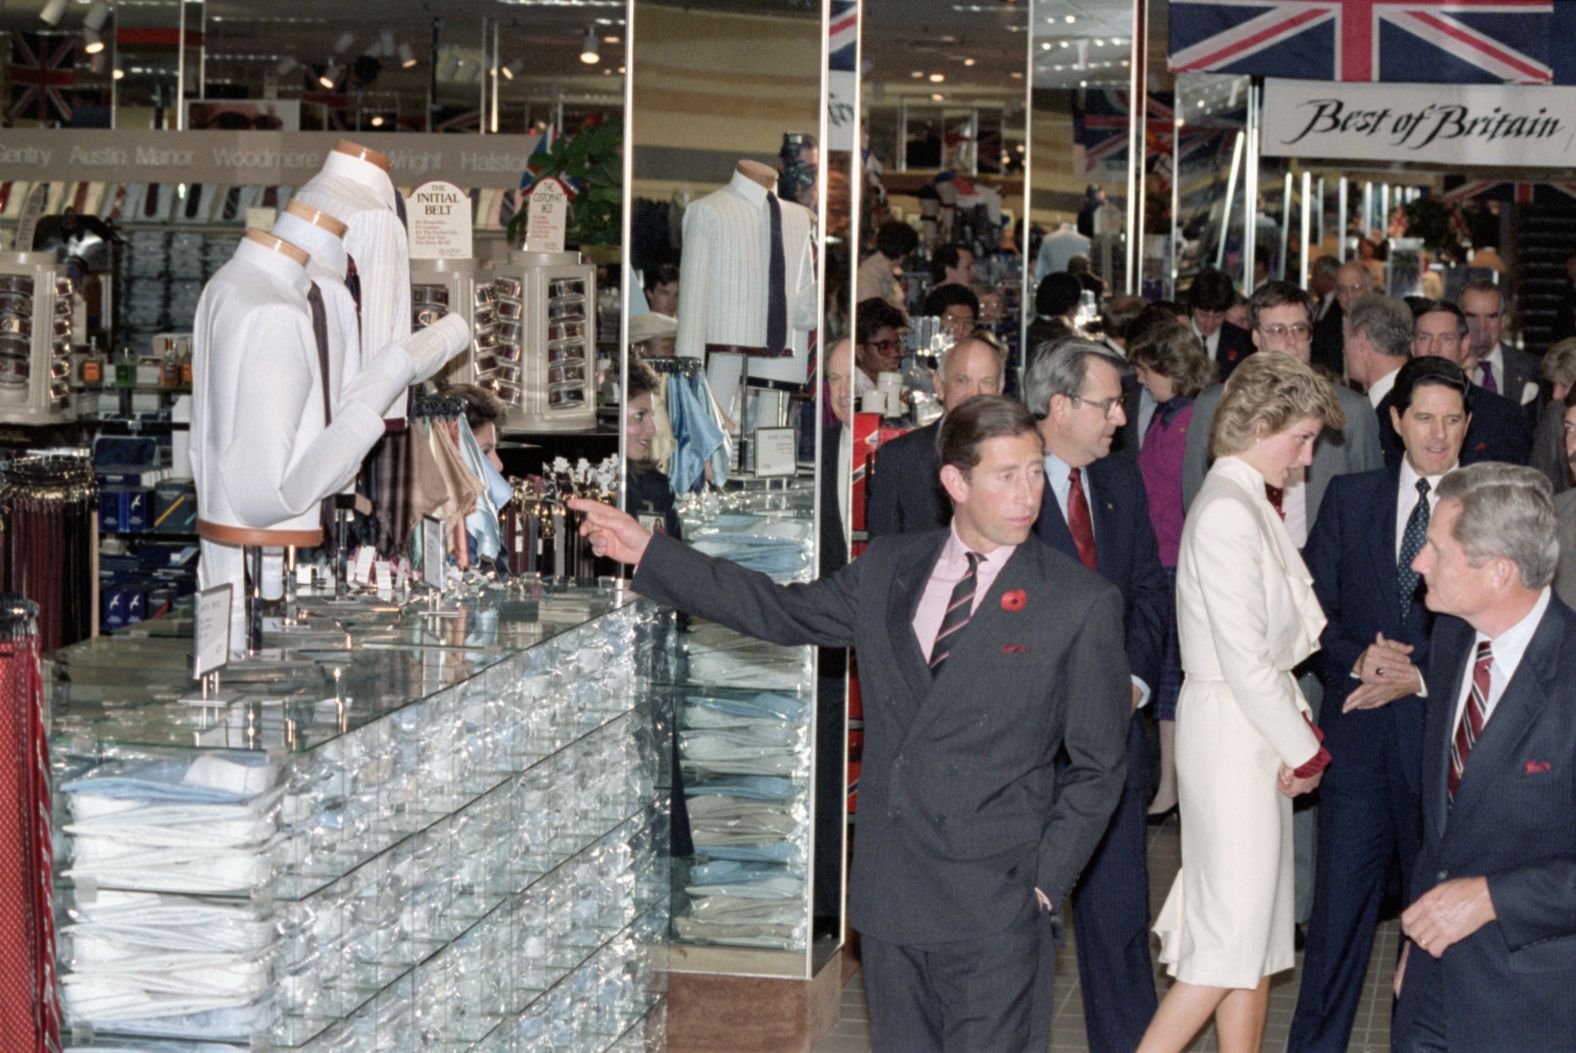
[1153, 455, 1328, 987]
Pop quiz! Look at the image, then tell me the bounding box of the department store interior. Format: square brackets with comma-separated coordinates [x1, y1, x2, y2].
[0, 0, 1569, 1049]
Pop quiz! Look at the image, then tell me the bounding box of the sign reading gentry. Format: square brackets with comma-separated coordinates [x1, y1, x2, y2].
[1262, 78, 1576, 168]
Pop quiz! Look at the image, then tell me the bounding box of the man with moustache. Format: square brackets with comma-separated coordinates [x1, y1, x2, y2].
[572, 396, 1130, 1051]
[866, 336, 1005, 538]
[1288, 357, 1471, 1052]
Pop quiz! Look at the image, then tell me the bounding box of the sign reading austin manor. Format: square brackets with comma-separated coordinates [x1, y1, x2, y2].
[1262, 79, 1576, 168]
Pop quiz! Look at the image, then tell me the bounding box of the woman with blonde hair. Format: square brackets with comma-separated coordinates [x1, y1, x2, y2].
[1140, 352, 1344, 1053]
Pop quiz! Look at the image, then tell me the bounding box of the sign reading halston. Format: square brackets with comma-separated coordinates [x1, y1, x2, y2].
[1262, 79, 1576, 168]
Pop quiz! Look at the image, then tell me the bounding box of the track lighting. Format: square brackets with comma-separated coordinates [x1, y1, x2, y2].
[84, 0, 110, 32]
[399, 42, 417, 69]
[39, 0, 67, 27]
[579, 27, 599, 65]
[318, 63, 339, 90]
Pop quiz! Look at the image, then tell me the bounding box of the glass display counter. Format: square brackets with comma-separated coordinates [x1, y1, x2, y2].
[45, 581, 672, 1053]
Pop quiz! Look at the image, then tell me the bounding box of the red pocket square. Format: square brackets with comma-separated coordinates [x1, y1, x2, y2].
[1524, 760, 1552, 775]
[1002, 643, 1028, 654]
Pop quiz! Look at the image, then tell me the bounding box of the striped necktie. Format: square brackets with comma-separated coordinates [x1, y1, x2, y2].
[1448, 640, 1493, 804]
[929, 552, 980, 675]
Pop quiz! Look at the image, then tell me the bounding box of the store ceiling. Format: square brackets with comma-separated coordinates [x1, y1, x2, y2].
[0, 0, 1145, 121]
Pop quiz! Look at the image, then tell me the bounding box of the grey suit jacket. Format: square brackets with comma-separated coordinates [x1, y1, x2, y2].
[1555, 488, 1576, 609]
[1181, 380, 1383, 523]
[633, 529, 1130, 946]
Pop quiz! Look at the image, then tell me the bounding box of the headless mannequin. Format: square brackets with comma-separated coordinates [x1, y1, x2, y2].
[293, 138, 412, 424]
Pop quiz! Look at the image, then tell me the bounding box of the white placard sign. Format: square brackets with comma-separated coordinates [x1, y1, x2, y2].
[523, 179, 569, 253]
[244, 206, 277, 232]
[1262, 78, 1576, 168]
[752, 427, 798, 478]
[828, 71, 857, 152]
[422, 516, 446, 592]
[193, 584, 233, 679]
[406, 180, 473, 260]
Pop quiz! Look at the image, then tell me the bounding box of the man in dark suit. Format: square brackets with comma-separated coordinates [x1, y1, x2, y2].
[1392, 463, 1576, 1052]
[1289, 357, 1472, 1052]
[864, 336, 1004, 539]
[1458, 279, 1542, 421]
[1025, 339, 1167, 1053]
[1381, 300, 1530, 467]
[1186, 268, 1255, 380]
[571, 397, 1130, 1051]
[1308, 254, 1346, 376]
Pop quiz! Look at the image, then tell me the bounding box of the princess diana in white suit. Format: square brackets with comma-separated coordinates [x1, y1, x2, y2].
[1141, 352, 1345, 1053]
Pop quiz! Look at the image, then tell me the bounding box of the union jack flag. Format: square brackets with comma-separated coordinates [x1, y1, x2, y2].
[8, 32, 78, 124]
[1169, 1, 1554, 85]
[1074, 90, 1239, 179]
[1441, 179, 1576, 204]
[830, 0, 858, 73]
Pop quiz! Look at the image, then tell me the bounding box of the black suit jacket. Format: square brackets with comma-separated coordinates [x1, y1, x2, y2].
[820, 424, 849, 576]
[633, 530, 1130, 946]
[1377, 384, 1530, 467]
[864, 420, 948, 539]
[1402, 598, 1576, 1048]
[1214, 321, 1255, 382]
[1035, 455, 1168, 692]
[1311, 299, 1345, 377]
[1302, 465, 1439, 795]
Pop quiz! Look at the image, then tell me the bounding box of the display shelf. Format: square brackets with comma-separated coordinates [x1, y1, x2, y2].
[48, 582, 672, 1051]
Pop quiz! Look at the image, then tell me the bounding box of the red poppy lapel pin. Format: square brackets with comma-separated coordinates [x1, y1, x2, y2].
[1001, 589, 1027, 612]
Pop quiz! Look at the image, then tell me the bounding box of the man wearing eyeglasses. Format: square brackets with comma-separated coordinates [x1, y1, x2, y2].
[1024, 339, 1168, 1053]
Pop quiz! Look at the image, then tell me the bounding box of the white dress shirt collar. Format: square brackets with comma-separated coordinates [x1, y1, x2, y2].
[728, 167, 770, 208]
[319, 150, 397, 209]
[232, 237, 312, 298]
[271, 212, 348, 280]
[1368, 363, 1402, 408]
[1395, 457, 1453, 561]
[1456, 587, 1552, 726]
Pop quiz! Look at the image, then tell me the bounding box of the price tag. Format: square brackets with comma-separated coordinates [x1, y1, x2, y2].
[422, 516, 446, 591]
[192, 584, 233, 679]
[352, 546, 375, 585]
[752, 427, 798, 478]
[523, 179, 569, 253]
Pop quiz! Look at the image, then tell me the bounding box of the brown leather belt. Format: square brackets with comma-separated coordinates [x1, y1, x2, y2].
[198, 519, 323, 547]
[706, 342, 791, 359]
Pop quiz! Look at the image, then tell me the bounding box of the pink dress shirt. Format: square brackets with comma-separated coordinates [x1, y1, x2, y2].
[910, 526, 1017, 658]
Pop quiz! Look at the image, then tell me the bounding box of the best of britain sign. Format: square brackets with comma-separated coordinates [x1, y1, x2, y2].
[1262, 78, 1576, 168]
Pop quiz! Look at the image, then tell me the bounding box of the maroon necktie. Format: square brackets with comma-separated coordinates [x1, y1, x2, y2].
[1448, 641, 1493, 803]
[1067, 467, 1097, 571]
[1478, 361, 1498, 394]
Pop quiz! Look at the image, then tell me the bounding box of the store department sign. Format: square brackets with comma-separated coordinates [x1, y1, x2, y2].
[0, 129, 542, 189]
[1262, 78, 1576, 168]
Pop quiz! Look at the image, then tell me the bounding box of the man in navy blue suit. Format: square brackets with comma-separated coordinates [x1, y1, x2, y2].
[1289, 357, 1471, 1052]
[1024, 339, 1168, 1053]
[1392, 463, 1576, 1052]
[1378, 300, 1529, 467]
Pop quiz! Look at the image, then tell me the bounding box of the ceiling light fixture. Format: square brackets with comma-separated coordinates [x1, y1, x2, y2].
[39, 0, 67, 26]
[930, 92, 944, 102]
[112, 65, 124, 80]
[911, 70, 924, 78]
[370, 115, 385, 127]
[501, 59, 522, 80]
[963, 57, 975, 66]
[318, 63, 339, 90]
[928, 72, 944, 82]
[83, 0, 110, 32]
[84, 29, 104, 55]
[1065, 14, 1075, 23]
[276, 55, 298, 75]
[579, 26, 599, 64]
[399, 42, 417, 68]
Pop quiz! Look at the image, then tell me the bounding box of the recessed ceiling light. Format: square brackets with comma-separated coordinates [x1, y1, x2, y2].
[370, 115, 385, 127]
[112, 66, 124, 80]
[1065, 14, 1076, 23]
[930, 92, 944, 102]
[963, 58, 975, 67]
[1009, 70, 1023, 79]
[911, 70, 924, 78]
[929, 72, 944, 82]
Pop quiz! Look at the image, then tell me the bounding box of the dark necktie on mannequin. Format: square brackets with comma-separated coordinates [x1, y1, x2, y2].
[929, 552, 980, 676]
[766, 193, 787, 354]
[1478, 360, 1498, 394]
[307, 283, 336, 537]
[344, 254, 362, 317]
[1067, 467, 1098, 571]
[1265, 483, 1286, 520]
[1397, 477, 1431, 622]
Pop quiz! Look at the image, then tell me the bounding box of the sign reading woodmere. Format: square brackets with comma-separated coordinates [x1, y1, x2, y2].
[0, 129, 542, 189]
[1262, 78, 1576, 168]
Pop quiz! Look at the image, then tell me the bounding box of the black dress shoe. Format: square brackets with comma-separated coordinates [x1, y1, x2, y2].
[1146, 804, 1178, 826]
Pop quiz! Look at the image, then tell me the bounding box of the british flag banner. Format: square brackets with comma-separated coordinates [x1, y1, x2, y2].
[1074, 89, 1242, 179]
[8, 32, 78, 124]
[1169, 1, 1557, 85]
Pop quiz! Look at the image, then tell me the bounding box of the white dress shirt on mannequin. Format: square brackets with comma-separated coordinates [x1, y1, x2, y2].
[292, 150, 413, 420]
[192, 237, 468, 649]
[269, 210, 360, 405]
[675, 168, 817, 385]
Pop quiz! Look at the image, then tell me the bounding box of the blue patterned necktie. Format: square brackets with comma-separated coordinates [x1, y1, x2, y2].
[1397, 477, 1431, 621]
